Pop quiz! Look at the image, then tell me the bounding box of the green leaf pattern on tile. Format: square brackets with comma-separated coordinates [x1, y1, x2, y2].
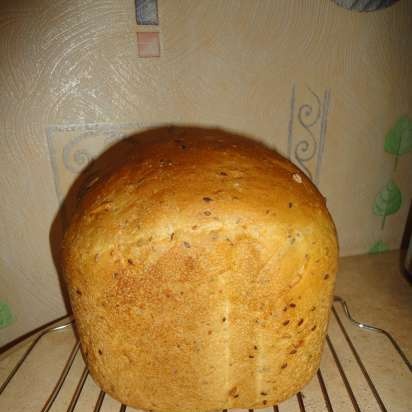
[373, 180, 402, 230]
[0, 300, 14, 329]
[384, 115, 412, 171]
[368, 240, 389, 254]
[370, 115, 410, 252]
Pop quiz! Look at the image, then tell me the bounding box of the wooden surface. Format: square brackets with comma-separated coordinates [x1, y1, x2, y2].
[1, 0, 412, 344]
[1, 251, 411, 412]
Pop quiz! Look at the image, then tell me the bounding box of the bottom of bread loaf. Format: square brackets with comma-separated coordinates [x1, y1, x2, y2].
[83, 344, 322, 412]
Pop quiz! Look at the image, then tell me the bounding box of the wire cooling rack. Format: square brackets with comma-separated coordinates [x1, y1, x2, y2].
[0, 296, 411, 412]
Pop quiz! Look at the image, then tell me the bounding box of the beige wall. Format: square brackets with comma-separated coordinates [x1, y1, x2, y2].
[1, 0, 411, 344]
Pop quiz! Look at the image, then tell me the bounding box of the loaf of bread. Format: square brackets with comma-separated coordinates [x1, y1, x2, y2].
[62, 127, 338, 411]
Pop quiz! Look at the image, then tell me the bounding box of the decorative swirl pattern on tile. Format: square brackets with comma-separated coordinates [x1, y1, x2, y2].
[287, 85, 331, 185]
[62, 129, 125, 174]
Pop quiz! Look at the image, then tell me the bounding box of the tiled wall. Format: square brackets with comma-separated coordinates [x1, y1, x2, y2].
[1, 0, 411, 344]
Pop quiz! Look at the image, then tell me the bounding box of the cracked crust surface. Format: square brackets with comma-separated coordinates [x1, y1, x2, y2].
[62, 127, 338, 411]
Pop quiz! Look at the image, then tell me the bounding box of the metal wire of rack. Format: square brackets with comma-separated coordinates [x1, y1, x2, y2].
[0, 296, 410, 412]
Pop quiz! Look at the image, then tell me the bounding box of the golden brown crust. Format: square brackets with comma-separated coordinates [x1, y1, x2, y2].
[62, 127, 338, 411]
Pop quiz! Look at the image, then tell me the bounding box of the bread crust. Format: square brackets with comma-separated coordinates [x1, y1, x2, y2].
[62, 127, 338, 411]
